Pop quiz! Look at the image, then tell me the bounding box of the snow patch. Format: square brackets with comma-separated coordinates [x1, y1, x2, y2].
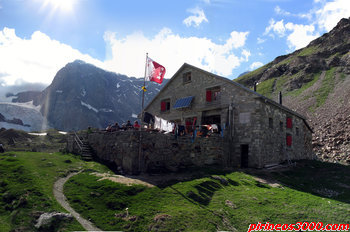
[56, 90, 63, 93]
[100, 108, 113, 113]
[81, 101, 98, 113]
[28, 132, 47, 136]
[117, 83, 120, 88]
[0, 101, 41, 112]
[58, 131, 67, 135]
[81, 88, 86, 97]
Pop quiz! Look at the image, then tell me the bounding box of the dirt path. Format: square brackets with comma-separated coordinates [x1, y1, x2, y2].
[53, 171, 101, 231]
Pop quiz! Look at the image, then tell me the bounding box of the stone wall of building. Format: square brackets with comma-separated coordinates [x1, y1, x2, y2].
[256, 100, 313, 167]
[67, 131, 227, 174]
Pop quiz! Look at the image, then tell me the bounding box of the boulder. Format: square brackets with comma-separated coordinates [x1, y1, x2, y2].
[34, 212, 72, 229]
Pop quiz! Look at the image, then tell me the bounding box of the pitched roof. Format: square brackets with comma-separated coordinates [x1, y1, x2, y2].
[144, 63, 313, 132]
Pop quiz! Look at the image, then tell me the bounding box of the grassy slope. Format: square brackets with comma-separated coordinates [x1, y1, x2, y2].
[236, 43, 343, 112]
[0, 151, 110, 231]
[65, 160, 350, 232]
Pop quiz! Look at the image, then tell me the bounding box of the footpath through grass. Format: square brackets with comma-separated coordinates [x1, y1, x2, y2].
[0, 151, 109, 231]
[65, 160, 350, 232]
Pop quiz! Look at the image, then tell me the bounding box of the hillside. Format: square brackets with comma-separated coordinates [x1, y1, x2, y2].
[237, 17, 350, 163]
[65, 160, 350, 231]
[1, 151, 349, 231]
[10, 60, 167, 131]
[0, 151, 108, 231]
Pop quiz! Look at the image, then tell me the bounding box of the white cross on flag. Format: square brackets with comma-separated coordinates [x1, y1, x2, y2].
[146, 57, 166, 84]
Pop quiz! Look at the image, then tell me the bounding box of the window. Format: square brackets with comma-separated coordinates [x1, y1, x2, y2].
[183, 72, 191, 84]
[286, 134, 292, 147]
[286, 117, 292, 129]
[280, 121, 283, 131]
[206, 87, 221, 102]
[269, 118, 273, 129]
[296, 127, 299, 136]
[160, 99, 170, 112]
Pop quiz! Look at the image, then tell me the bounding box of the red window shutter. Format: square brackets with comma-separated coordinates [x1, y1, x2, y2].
[286, 117, 292, 128]
[161, 101, 166, 111]
[286, 135, 292, 146]
[206, 90, 212, 102]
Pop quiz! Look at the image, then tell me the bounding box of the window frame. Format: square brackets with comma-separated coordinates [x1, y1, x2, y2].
[286, 117, 293, 129]
[160, 99, 171, 112]
[206, 86, 221, 103]
[286, 134, 292, 147]
[183, 72, 192, 84]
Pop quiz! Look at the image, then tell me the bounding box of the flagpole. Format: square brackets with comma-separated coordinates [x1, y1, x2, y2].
[141, 52, 148, 127]
[139, 52, 148, 173]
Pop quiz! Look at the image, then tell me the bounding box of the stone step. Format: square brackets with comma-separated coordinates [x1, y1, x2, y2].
[81, 154, 93, 160]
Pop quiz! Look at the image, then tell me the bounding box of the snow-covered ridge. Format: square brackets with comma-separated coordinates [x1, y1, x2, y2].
[0, 102, 46, 132]
[0, 101, 41, 112]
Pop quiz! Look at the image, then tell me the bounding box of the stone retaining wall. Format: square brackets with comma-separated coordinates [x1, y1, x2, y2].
[67, 131, 227, 174]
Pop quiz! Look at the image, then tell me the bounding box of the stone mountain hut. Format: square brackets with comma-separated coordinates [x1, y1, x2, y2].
[144, 63, 313, 168]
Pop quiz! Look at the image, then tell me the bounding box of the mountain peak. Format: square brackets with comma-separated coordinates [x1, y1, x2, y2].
[72, 59, 86, 65]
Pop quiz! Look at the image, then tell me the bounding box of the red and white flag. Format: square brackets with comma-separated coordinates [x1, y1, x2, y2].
[146, 57, 166, 84]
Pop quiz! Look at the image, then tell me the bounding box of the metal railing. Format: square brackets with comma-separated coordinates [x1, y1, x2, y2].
[73, 132, 83, 152]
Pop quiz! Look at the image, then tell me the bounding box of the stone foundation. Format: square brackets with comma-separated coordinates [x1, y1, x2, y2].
[67, 131, 227, 174]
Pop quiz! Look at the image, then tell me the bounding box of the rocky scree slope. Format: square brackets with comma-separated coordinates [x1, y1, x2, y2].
[237, 17, 350, 164]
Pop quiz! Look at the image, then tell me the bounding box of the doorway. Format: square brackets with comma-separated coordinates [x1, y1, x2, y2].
[240, 144, 249, 168]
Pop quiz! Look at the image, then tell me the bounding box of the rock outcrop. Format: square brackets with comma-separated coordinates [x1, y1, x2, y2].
[237, 17, 350, 164]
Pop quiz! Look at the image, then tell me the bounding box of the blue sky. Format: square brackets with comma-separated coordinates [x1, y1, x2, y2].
[0, 0, 349, 90]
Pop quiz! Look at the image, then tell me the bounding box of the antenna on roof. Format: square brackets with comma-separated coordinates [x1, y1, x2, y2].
[279, 91, 282, 105]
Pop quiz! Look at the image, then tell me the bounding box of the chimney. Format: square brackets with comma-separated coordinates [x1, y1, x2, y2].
[279, 91, 282, 105]
[254, 82, 257, 92]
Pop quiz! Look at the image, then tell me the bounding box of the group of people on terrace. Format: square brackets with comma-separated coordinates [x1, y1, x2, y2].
[105, 120, 140, 132]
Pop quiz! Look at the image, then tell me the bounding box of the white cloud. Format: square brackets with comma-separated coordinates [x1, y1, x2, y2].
[0, 27, 104, 86]
[104, 28, 250, 78]
[262, 0, 350, 52]
[275, 5, 312, 20]
[241, 49, 251, 62]
[263, 19, 319, 51]
[264, 19, 286, 37]
[257, 37, 266, 44]
[285, 23, 319, 50]
[250, 62, 263, 70]
[0, 26, 250, 88]
[275, 6, 291, 16]
[183, 7, 209, 27]
[316, 0, 350, 31]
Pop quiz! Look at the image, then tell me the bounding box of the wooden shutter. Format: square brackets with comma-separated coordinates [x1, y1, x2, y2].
[286, 135, 292, 146]
[161, 101, 166, 111]
[206, 90, 212, 102]
[286, 117, 292, 128]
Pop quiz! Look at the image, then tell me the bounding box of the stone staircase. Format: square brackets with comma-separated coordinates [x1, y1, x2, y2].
[73, 132, 93, 161]
[81, 141, 93, 161]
